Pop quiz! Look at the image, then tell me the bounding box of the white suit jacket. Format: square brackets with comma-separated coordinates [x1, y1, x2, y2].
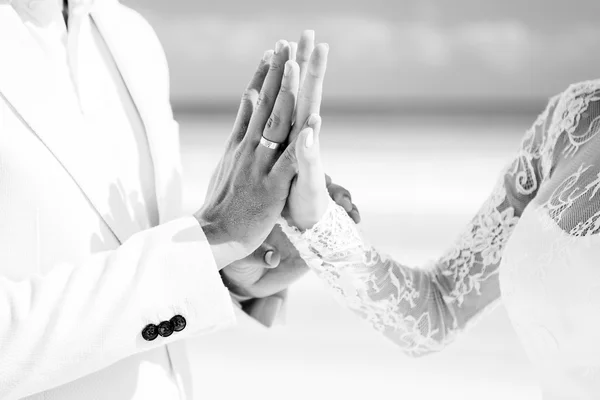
[0, 1, 280, 398]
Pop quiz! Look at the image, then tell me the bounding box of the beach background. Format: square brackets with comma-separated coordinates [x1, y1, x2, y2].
[123, 0, 600, 398]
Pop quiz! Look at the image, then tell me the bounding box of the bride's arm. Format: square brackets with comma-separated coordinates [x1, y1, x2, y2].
[280, 94, 561, 357]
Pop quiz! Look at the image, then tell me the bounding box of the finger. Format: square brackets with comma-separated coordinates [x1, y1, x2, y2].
[252, 242, 281, 269]
[229, 50, 273, 146]
[270, 126, 311, 183]
[255, 60, 300, 168]
[290, 43, 329, 144]
[296, 30, 315, 90]
[270, 111, 319, 181]
[293, 30, 315, 123]
[270, 113, 323, 188]
[244, 40, 291, 147]
[349, 204, 361, 224]
[328, 184, 352, 205]
[337, 196, 353, 213]
[289, 41, 298, 61]
[296, 114, 323, 184]
[325, 174, 332, 186]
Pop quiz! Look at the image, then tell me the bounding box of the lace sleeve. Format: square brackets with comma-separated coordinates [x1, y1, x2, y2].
[278, 95, 561, 357]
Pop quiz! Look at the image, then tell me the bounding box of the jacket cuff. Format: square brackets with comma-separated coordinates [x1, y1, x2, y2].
[136, 216, 237, 347]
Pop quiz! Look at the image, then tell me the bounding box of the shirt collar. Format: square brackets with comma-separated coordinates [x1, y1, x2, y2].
[9, 0, 95, 27]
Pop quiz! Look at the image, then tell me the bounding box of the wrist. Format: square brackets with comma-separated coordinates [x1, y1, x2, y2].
[291, 193, 330, 231]
[193, 211, 240, 270]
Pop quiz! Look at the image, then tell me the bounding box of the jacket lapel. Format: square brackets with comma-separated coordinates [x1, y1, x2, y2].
[0, 4, 130, 244]
[92, 2, 184, 224]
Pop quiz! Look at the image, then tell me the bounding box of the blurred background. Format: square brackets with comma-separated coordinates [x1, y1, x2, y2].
[123, 1, 600, 399]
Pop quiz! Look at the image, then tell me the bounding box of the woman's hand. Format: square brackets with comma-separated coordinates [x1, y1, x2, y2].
[285, 124, 361, 230]
[284, 115, 330, 230]
[326, 174, 361, 224]
[284, 33, 360, 229]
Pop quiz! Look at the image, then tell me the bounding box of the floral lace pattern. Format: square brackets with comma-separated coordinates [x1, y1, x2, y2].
[281, 80, 600, 362]
[541, 81, 600, 180]
[535, 81, 600, 237]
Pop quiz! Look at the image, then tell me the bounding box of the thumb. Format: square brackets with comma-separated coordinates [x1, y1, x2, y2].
[271, 127, 310, 182]
[296, 114, 322, 182]
[253, 242, 281, 269]
[271, 113, 322, 181]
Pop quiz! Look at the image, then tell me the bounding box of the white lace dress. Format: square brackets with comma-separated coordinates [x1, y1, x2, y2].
[279, 80, 600, 399]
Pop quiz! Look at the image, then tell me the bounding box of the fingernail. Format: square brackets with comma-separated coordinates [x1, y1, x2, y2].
[304, 29, 315, 40]
[322, 43, 329, 51]
[284, 61, 291, 77]
[308, 114, 320, 127]
[264, 250, 274, 265]
[305, 128, 314, 148]
[262, 49, 273, 62]
[275, 40, 286, 54]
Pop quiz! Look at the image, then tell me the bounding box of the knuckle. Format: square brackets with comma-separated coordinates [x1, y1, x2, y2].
[332, 189, 349, 202]
[282, 147, 297, 164]
[267, 113, 281, 129]
[296, 53, 310, 63]
[233, 121, 248, 142]
[233, 147, 245, 162]
[307, 67, 323, 80]
[257, 91, 271, 107]
[241, 89, 259, 105]
[278, 83, 290, 94]
[269, 61, 283, 72]
[299, 91, 315, 104]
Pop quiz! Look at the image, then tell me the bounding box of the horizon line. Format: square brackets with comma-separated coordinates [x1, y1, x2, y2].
[172, 97, 549, 117]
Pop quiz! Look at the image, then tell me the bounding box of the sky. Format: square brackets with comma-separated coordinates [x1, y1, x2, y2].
[123, 0, 600, 106]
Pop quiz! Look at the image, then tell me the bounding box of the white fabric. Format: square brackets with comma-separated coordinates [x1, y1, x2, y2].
[281, 79, 600, 399]
[0, 0, 239, 398]
[16, 0, 158, 238]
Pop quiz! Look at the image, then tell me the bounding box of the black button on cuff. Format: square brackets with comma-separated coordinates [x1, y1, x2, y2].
[170, 315, 187, 332]
[141, 324, 158, 341]
[157, 320, 174, 337]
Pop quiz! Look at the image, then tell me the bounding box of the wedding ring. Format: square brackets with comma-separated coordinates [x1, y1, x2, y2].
[259, 136, 282, 150]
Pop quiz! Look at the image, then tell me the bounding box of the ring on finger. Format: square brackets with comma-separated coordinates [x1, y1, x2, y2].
[259, 136, 283, 150]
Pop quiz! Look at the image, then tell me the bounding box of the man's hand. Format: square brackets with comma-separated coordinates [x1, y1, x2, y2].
[195, 39, 306, 269]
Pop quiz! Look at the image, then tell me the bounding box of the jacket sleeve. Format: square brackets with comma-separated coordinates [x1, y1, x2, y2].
[0, 216, 236, 399]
